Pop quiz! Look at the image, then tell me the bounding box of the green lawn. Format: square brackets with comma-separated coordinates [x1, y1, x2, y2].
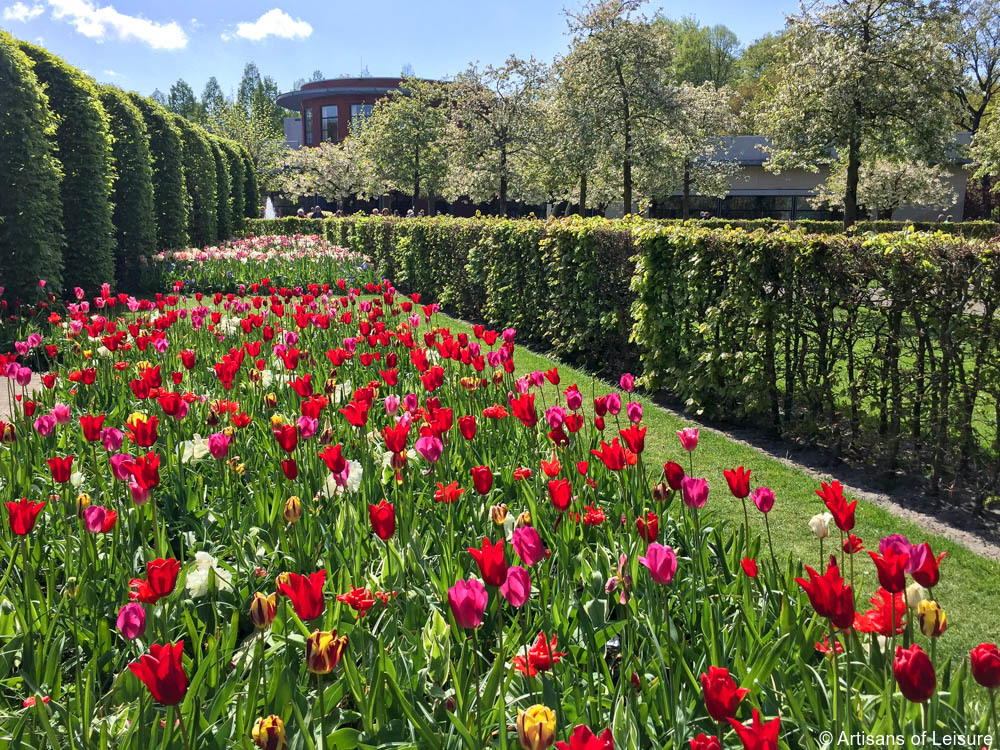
[433, 309, 1000, 664]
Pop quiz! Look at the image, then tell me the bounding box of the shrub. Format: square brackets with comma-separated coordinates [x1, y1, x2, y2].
[218, 139, 246, 235]
[208, 137, 232, 242]
[20, 40, 114, 294]
[0, 31, 64, 301]
[98, 85, 156, 286]
[129, 94, 188, 251]
[171, 114, 217, 248]
[241, 148, 259, 219]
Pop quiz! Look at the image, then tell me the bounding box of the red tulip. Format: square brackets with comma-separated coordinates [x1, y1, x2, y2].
[47, 455, 74, 483]
[273, 424, 298, 453]
[635, 511, 658, 543]
[511, 631, 567, 677]
[339, 400, 369, 428]
[815, 481, 855, 532]
[741, 558, 758, 578]
[908, 543, 947, 589]
[382, 422, 409, 454]
[727, 709, 780, 750]
[79, 414, 105, 442]
[509, 393, 537, 428]
[434, 481, 465, 503]
[555, 725, 614, 750]
[590, 439, 625, 472]
[723, 466, 751, 499]
[700, 666, 749, 721]
[618, 425, 646, 455]
[126, 452, 161, 490]
[869, 549, 907, 593]
[368, 500, 395, 540]
[794, 560, 855, 629]
[126, 415, 158, 447]
[128, 641, 188, 705]
[970, 643, 1000, 689]
[180, 349, 196, 370]
[690, 735, 721, 750]
[281, 459, 298, 480]
[467, 537, 507, 587]
[318, 443, 346, 474]
[6, 497, 45, 535]
[663, 461, 685, 491]
[548, 478, 573, 512]
[894, 644, 936, 703]
[147, 558, 180, 598]
[470, 465, 493, 495]
[278, 570, 327, 621]
[457, 414, 477, 440]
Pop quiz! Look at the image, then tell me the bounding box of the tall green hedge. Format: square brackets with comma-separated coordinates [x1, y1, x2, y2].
[171, 114, 217, 248]
[20, 41, 114, 294]
[98, 85, 156, 286]
[218, 139, 246, 235]
[0, 31, 64, 301]
[129, 93, 188, 251]
[241, 150, 259, 219]
[208, 137, 232, 242]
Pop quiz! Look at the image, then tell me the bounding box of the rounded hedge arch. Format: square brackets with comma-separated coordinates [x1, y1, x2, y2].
[171, 114, 217, 248]
[98, 85, 156, 285]
[129, 93, 188, 251]
[20, 40, 114, 295]
[0, 31, 64, 302]
[218, 138, 246, 235]
[208, 137, 232, 242]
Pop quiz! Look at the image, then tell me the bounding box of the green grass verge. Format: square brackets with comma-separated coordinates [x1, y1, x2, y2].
[433, 310, 1000, 665]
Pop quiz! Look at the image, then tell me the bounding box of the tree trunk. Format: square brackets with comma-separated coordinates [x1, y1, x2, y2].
[844, 131, 860, 228]
[682, 160, 691, 219]
[578, 172, 587, 216]
[413, 144, 420, 210]
[499, 146, 508, 216]
[615, 61, 633, 215]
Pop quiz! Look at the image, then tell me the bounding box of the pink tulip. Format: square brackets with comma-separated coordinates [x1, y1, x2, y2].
[100, 427, 124, 452]
[677, 427, 699, 452]
[82, 505, 109, 533]
[514, 377, 530, 394]
[208, 432, 231, 459]
[512, 526, 545, 567]
[751, 486, 775, 513]
[620, 373, 634, 392]
[544, 405, 566, 430]
[116, 603, 146, 640]
[500, 565, 531, 607]
[384, 394, 400, 415]
[639, 543, 678, 584]
[681, 476, 709, 509]
[565, 387, 583, 411]
[605, 393, 621, 415]
[110, 453, 134, 481]
[529, 371, 544, 387]
[626, 401, 642, 423]
[15, 366, 32, 386]
[403, 393, 419, 413]
[33, 414, 56, 437]
[448, 578, 488, 628]
[129, 478, 151, 505]
[296, 416, 318, 439]
[415, 435, 443, 463]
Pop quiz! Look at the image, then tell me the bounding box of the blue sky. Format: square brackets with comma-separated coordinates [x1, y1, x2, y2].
[0, 1, 800, 98]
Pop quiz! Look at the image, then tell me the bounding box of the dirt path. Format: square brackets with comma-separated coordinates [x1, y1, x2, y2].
[1, 373, 42, 422]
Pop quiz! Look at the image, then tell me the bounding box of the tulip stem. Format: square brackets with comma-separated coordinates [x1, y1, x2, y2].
[496, 597, 506, 749]
[829, 624, 839, 740]
[764, 514, 777, 570]
[317, 673, 326, 750]
[176, 705, 193, 750]
[989, 690, 998, 742]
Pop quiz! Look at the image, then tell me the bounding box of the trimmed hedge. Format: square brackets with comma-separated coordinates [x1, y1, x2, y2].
[655, 218, 1000, 237]
[242, 150, 259, 219]
[99, 85, 156, 286]
[20, 41, 114, 294]
[130, 93, 188, 251]
[242, 215, 1000, 504]
[208, 137, 232, 243]
[219, 139, 246, 235]
[0, 31, 64, 301]
[172, 114, 217, 248]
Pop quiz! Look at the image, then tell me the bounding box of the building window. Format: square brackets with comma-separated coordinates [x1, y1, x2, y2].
[322, 106, 339, 142]
[350, 103, 373, 124]
[303, 108, 313, 146]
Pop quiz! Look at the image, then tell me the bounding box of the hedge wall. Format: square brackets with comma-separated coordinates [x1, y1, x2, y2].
[130, 93, 188, 252]
[655, 218, 1000, 237]
[0, 31, 64, 301]
[99, 85, 156, 287]
[219, 139, 246, 235]
[20, 41, 114, 295]
[208, 137, 232, 243]
[172, 114, 217, 248]
[242, 150, 259, 219]
[242, 215, 1000, 504]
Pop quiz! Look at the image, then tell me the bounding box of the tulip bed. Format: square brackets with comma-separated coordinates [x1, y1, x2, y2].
[1, 235, 999, 750]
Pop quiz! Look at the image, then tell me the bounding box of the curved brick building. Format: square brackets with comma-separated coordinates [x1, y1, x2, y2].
[276, 77, 403, 147]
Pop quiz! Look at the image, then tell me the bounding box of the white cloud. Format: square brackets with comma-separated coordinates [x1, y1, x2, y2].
[47, 0, 187, 50]
[3, 2, 44, 21]
[102, 68, 119, 76]
[229, 8, 311, 42]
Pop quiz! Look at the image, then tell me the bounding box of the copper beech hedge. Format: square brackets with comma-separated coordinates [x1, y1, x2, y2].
[243, 215, 1000, 505]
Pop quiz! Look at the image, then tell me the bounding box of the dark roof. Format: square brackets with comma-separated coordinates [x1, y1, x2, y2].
[275, 77, 410, 110]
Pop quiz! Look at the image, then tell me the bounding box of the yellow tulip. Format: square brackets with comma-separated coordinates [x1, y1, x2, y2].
[917, 600, 947, 638]
[251, 714, 287, 750]
[517, 704, 556, 750]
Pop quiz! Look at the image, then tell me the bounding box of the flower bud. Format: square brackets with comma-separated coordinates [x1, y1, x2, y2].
[906, 582, 927, 610]
[809, 512, 832, 539]
[283, 496, 302, 523]
[305, 629, 348, 674]
[515, 510, 533, 529]
[75, 492, 91, 518]
[651, 482, 669, 502]
[252, 714, 287, 750]
[269, 414, 285, 428]
[249, 592, 278, 629]
[264, 392, 277, 409]
[516, 704, 556, 750]
[205, 410, 221, 427]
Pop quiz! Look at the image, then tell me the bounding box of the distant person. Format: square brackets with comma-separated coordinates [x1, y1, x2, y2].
[406, 209, 415, 218]
[309, 206, 323, 218]
[392, 210, 400, 217]
[381, 208, 390, 216]
[371, 209, 380, 216]
[334, 209, 343, 217]
[296, 208, 306, 218]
